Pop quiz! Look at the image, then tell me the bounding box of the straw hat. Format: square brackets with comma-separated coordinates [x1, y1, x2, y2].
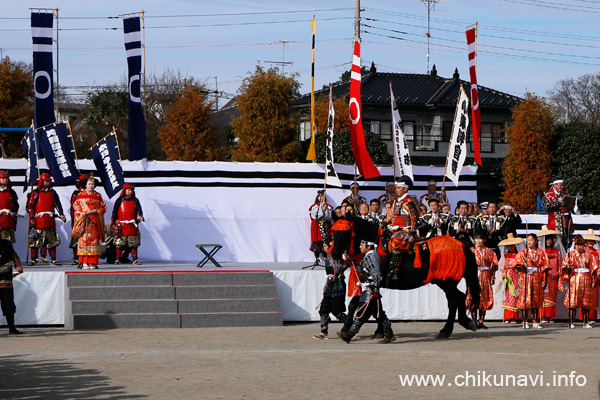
[537, 225, 559, 237]
[498, 233, 524, 246]
[582, 228, 600, 242]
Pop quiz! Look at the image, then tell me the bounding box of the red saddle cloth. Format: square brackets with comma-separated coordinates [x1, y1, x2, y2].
[414, 235, 466, 284]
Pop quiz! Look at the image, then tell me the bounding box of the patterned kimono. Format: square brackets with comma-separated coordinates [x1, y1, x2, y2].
[515, 247, 549, 310]
[72, 189, 107, 265]
[502, 252, 520, 320]
[561, 251, 597, 310]
[540, 247, 561, 318]
[467, 245, 498, 311]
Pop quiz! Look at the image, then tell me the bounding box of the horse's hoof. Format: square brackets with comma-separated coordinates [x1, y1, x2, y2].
[466, 320, 477, 332]
[436, 331, 450, 340]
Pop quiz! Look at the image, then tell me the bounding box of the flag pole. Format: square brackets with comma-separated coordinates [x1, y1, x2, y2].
[66, 119, 80, 172]
[112, 127, 123, 161]
[306, 15, 317, 161]
[31, 121, 40, 179]
[390, 81, 396, 182]
[443, 85, 465, 189]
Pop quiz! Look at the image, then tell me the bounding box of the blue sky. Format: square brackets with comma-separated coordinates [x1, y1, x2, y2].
[3, 0, 599, 104]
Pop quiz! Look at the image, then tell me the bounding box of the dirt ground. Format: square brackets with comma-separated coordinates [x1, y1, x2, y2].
[1, 321, 599, 400]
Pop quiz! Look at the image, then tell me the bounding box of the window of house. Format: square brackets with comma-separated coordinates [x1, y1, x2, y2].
[414, 123, 437, 151]
[442, 121, 453, 142]
[368, 121, 393, 141]
[402, 121, 414, 141]
[298, 121, 312, 141]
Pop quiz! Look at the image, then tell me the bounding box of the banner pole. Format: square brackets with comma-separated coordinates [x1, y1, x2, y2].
[66, 119, 80, 172]
[112, 127, 123, 161]
[444, 85, 465, 188]
[32, 121, 40, 179]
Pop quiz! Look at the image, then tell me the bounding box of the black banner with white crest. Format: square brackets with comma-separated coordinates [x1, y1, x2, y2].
[91, 133, 124, 198]
[31, 11, 55, 129]
[37, 122, 78, 185]
[22, 128, 39, 191]
[123, 16, 146, 161]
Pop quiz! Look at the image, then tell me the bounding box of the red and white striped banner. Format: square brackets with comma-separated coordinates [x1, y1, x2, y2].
[466, 27, 482, 166]
[348, 39, 380, 179]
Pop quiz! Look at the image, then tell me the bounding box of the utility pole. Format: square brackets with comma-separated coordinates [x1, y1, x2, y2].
[355, 0, 361, 40]
[422, 0, 442, 74]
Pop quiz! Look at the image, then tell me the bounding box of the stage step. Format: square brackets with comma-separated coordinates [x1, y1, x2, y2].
[65, 272, 283, 329]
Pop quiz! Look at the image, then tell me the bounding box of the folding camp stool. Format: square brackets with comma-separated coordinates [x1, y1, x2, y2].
[195, 244, 223, 268]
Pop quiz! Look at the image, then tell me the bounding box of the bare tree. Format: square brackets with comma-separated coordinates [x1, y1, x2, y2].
[547, 72, 600, 124]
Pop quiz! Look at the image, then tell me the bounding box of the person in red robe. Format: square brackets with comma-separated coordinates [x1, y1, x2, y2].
[0, 171, 19, 243]
[498, 233, 524, 323]
[71, 177, 107, 270]
[515, 233, 549, 329]
[466, 234, 498, 329]
[542, 176, 572, 248]
[537, 225, 565, 323]
[561, 235, 598, 329]
[26, 173, 66, 266]
[69, 175, 88, 266]
[111, 183, 145, 265]
[308, 190, 333, 265]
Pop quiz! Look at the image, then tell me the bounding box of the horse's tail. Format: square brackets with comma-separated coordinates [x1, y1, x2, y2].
[463, 245, 480, 308]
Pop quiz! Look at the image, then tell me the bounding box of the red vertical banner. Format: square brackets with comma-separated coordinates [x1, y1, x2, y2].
[348, 39, 380, 179]
[465, 27, 482, 166]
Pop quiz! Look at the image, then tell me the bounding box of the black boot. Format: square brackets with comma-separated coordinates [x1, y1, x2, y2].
[336, 330, 353, 344]
[7, 316, 22, 335]
[378, 318, 396, 344]
[337, 320, 362, 343]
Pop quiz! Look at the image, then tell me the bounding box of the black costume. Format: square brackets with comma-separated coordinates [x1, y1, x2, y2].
[0, 239, 22, 334]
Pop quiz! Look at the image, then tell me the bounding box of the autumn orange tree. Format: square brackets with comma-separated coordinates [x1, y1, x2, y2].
[502, 93, 557, 211]
[158, 83, 224, 160]
[313, 94, 349, 132]
[0, 57, 33, 156]
[230, 66, 301, 162]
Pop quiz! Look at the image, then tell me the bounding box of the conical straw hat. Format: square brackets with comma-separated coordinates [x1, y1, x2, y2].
[498, 233, 524, 246]
[537, 224, 559, 237]
[582, 228, 600, 242]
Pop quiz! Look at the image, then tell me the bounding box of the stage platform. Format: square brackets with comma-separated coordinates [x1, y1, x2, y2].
[4, 261, 571, 327]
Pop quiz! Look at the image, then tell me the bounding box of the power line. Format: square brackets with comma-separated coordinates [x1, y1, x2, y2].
[0, 8, 355, 20]
[366, 7, 600, 40]
[363, 31, 600, 66]
[497, 0, 600, 12]
[0, 38, 351, 52]
[363, 21, 600, 52]
[0, 16, 353, 32]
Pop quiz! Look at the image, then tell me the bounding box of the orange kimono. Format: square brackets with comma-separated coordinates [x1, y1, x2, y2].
[72, 189, 107, 265]
[467, 245, 498, 311]
[515, 248, 549, 310]
[561, 251, 597, 310]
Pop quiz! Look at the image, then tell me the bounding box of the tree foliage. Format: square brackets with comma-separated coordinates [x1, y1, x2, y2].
[502, 93, 556, 211]
[79, 86, 129, 153]
[0, 57, 34, 157]
[313, 129, 392, 165]
[75, 69, 197, 160]
[554, 121, 600, 210]
[159, 83, 224, 161]
[230, 66, 301, 162]
[313, 95, 350, 133]
[547, 72, 600, 124]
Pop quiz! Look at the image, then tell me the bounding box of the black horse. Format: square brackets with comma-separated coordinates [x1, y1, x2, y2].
[380, 243, 480, 339]
[332, 216, 480, 339]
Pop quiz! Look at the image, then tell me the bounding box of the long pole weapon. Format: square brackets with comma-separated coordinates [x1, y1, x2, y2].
[566, 218, 573, 328]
